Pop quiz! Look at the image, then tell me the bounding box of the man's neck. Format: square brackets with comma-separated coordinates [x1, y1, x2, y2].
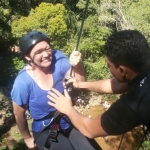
[126, 69, 139, 83]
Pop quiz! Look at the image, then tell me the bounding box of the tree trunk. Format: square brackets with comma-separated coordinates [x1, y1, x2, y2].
[24, 0, 31, 15]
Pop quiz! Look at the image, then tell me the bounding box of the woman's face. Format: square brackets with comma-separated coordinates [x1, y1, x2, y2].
[26, 41, 52, 68]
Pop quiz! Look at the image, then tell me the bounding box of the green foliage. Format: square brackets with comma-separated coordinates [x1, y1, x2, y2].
[79, 16, 112, 61]
[12, 57, 25, 72]
[84, 56, 111, 81]
[1, 0, 150, 149]
[0, 6, 12, 51]
[0, 54, 25, 87]
[11, 2, 68, 49]
[63, 0, 112, 80]
[122, 0, 150, 43]
[140, 140, 150, 150]
[0, 0, 27, 52]
[98, 0, 150, 43]
[65, 15, 112, 60]
[77, 0, 99, 15]
[12, 139, 26, 150]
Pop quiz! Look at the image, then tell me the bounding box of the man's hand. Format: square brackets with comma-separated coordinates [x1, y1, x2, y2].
[64, 77, 80, 89]
[24, 136, 36, 149]
[69, 50, 81, 66]
[47, 88, 73, 115]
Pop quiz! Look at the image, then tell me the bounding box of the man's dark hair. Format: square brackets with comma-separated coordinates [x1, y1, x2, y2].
[104, 30, 150, 72]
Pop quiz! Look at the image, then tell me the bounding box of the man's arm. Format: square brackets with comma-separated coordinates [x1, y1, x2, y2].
[13, 102, 35, 148]
[67, 106, 108, 138]
[67, 78, 129, 94]
[47, 88, 108, 138]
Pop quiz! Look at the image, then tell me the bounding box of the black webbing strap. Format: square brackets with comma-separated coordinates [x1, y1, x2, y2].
[43, 115, 60, 150]
[34, 110, 60, 144]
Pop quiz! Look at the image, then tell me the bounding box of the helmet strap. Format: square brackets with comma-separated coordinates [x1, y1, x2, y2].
[28, 59, 33, 64]
[28, 58, 47, 69]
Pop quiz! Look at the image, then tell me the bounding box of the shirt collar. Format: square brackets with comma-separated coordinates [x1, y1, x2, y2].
[129, 67, 150, 86]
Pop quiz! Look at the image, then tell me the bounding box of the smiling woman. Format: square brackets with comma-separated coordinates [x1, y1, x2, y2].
[25, 41, 53, 73]
[10, 31, 102, 150]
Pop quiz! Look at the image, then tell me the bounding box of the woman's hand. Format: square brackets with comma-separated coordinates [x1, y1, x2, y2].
[24, 136, 36, 149]
[69, 50, 81, 66]
[47, 88, 73, 115]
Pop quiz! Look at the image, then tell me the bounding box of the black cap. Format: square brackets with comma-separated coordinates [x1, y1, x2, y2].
[19, 31, 50, 54]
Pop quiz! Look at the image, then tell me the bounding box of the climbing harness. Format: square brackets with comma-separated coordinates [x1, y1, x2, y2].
[34, 76, 74, 150]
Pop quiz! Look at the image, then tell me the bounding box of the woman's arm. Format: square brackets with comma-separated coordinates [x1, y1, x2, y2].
[13, 102, 35, 148]
[66, 51, 85, 81]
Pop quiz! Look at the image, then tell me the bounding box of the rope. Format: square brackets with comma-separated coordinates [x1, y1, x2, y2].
[75, 0, 89, 51]
[136, 126, 148, 150]
[70, 0, 89, 77]
[118, 126, 148, 150]
[118, 134, 124, 150]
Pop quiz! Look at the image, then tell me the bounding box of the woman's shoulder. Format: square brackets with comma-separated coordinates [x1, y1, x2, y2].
[14, 66, 31, 86]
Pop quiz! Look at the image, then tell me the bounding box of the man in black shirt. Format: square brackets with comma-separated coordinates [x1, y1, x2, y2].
[47, 30, 150, 138]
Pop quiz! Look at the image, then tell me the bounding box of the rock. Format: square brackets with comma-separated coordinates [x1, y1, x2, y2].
[101, 101, 110, 110]
[85, 105, 90, 109]
[89, 95, 102, 106]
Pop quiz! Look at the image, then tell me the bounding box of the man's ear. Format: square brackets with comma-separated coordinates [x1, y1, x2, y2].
[119, 65, 127, 76]
[119, 65, 128, 82]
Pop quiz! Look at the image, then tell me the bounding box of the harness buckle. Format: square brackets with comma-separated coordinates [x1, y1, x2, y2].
[49, 124, 59, 142]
